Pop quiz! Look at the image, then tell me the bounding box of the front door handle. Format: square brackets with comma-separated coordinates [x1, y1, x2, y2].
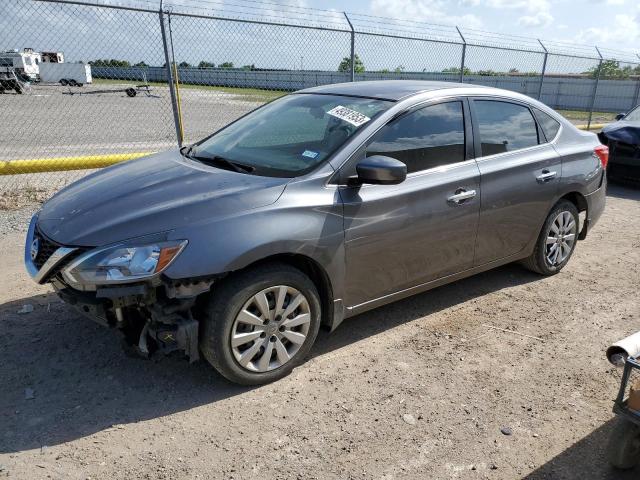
[447, 188, 476, 205]
[536, 170, 557, 183]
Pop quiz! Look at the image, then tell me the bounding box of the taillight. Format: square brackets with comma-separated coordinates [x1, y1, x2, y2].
[594, 144, 609, 169]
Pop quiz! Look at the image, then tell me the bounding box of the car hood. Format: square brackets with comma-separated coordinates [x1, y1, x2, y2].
[37, 150, 289, 246]
[601, 121, 640, 145]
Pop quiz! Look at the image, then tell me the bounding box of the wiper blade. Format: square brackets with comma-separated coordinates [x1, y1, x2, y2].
[189, 153, 255, 174]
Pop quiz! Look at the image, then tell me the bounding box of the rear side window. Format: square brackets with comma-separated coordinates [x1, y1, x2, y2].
[474, 100, 539, 156]
[533, 108, 561, 141]
[366, 101, 466, 174]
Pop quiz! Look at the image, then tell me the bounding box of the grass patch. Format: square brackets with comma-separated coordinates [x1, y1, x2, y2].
[93, 78, 286, 102]
[557, 109, 617, 123]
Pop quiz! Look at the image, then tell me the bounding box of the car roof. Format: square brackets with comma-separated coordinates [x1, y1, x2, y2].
[299, 80, 491, 101]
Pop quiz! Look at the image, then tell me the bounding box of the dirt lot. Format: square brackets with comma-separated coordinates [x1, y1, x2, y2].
[0, 184, 639, 480]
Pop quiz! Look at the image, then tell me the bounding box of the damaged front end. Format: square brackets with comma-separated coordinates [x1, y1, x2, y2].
[25, 214, 215, 362]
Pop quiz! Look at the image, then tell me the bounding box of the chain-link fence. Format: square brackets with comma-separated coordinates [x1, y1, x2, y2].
[1, 0, 640, 201]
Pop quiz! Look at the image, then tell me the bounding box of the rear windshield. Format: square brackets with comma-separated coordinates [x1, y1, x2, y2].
[191, 93, 392, 177]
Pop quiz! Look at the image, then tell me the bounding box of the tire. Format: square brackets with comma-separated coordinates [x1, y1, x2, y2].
[606, 418, 640, 470]
[68, 79, 78, 87]
[60, 79, 68, 86]
[522, 199, 580, 275]
[200, 263, 321, 385]
[125, 88, 136, 97]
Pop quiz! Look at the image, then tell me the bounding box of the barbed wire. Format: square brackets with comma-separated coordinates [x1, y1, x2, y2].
[29, 0, 640, 63]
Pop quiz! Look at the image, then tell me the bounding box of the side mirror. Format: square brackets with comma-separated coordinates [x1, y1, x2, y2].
[615, 113, 625, 121]
[354, 155, 407, 185]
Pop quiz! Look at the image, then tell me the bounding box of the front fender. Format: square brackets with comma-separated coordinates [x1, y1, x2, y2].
[163, 183, 346, 300]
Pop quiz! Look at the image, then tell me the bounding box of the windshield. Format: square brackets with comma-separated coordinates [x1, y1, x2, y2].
[624, 105, 640, 122]
[190, 94, 392, 177]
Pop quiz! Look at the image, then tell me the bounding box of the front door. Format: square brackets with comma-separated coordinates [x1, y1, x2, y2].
[339, 100, 481, 308]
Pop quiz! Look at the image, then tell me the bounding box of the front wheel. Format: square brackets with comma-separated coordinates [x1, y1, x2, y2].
[200, 263, 321, 385]
[522, 200, 579, 275]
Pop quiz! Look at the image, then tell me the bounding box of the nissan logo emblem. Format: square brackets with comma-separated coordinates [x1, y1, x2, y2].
[30, 238, 40, 261]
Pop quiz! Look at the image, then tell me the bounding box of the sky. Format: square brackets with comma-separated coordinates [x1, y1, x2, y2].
[309, 0, 639, 52]
[2, 0, 639, 72]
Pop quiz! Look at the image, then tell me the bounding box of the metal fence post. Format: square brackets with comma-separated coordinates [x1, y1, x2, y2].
[159, 2, 182, 147]
[632, 77, 640, 111]
[344, 12, 355, 82]
[456, 26, 466, 83]
[537, 39, 548, 101]
[587, 46, 603, 130]
[634, 54, 640, 109]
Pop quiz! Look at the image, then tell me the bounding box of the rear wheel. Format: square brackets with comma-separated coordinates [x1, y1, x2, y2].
[522, 200, 579, 275]
[60, 78, 68, 86]
[200, 263, 321, 385]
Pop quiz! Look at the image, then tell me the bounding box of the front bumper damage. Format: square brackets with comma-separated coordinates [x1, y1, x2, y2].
[25, 215, 214, 362]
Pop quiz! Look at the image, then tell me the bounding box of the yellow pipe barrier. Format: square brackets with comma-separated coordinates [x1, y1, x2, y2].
[577, 123, 606, 131]
[0, 152, 154, 175]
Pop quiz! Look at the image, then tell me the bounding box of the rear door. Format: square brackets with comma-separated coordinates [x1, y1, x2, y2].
[339, 99, 481, 308]
[470, 98, 561, 266]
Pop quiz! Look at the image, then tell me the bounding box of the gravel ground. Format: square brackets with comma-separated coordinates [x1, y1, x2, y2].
[0, 184, 638, 479]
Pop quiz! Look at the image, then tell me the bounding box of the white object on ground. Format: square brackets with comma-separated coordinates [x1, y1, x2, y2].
[607, 331, 640, 366]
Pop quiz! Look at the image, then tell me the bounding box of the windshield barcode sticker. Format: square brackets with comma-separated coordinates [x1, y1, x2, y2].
[327, 106, 371, 127]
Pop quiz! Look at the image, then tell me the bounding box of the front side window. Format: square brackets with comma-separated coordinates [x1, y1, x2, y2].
[366, 101, 466, 174]
[192, 94, 392, 177]
[475, 100, 539, 156]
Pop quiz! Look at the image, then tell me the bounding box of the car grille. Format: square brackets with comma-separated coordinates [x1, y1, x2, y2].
[33, 228, 60, 270]
[32, 228, 87, 279]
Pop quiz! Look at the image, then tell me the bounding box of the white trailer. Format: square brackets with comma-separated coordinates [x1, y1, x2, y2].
[0, 49, 41, 81]
[39, 62, 92, 86]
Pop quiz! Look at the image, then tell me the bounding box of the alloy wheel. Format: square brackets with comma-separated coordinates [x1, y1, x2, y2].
[545, 211, 577, 266]
[230, 285, 311, 372]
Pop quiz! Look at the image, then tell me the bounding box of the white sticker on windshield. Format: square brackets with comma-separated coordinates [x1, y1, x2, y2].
[327, 105, 371, 127]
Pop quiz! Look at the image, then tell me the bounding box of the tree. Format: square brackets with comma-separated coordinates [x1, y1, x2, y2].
[476, 69, 499, 76]
[586, 59, 640, 79]
[134, 61, 148, 67]
[441, 66, 471, 75]
[178, 61, 191, 68]
[219, 61, 234, 69]
[241, 64, 255, 70]
[508, 67, 519, 73]
[89, 59, 131, 68]
[394, 65, 405, 73]
[338, 54, 365, 73]
[198, 61, 215, 69]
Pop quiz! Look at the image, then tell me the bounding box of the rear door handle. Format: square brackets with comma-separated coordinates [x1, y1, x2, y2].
[447, 189, 476, 205]
[536, 170, 557, 183]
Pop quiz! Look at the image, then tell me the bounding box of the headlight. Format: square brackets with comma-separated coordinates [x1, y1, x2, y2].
[62, 239, 187, 286]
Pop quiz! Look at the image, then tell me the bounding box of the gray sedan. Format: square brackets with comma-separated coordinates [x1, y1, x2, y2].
[25, 80, 607, 385]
